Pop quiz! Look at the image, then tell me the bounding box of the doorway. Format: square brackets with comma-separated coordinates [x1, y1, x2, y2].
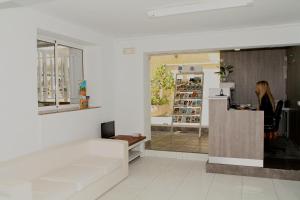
[145, 52, 220, 153]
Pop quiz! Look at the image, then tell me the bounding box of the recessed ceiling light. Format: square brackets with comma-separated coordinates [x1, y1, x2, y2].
[148, 0, 254, 17]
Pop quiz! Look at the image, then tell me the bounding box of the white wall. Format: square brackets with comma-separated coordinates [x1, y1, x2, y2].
[114, 23, 300, 139]
[0, 9, 40, 161]
[0, 8, 114, 161]
[39, 109, 102, 147]
[202, 68, 220, 126]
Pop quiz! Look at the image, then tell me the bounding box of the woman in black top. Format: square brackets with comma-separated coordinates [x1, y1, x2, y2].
[255, 81, 275, 136]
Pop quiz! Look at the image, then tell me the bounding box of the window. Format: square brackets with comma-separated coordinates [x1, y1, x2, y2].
[37, 39, 84, 110]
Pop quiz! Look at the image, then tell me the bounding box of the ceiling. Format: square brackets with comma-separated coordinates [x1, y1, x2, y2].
[0, 0, 53, 9]
[29, 0, 300, 38]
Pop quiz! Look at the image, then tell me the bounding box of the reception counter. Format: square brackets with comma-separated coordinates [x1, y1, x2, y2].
[208, 96, 264, 167]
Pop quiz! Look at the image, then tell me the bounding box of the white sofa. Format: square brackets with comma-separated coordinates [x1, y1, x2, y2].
[0, 139, 128, 200]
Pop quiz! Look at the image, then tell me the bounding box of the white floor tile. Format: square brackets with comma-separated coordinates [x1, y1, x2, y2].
[134, 159, 194, 200]
[242, 177, 278, 200]
[273, 179, 300, 200]
[99, 184, 140, 200]
[170, 163, 214, 200]
[98, 157, 300, 200]
[206, 174, 243, 200]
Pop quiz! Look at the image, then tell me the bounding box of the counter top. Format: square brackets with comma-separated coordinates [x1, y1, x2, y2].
[208, 95, 229, 100]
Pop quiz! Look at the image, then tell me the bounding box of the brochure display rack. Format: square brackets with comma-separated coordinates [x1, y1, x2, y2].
[171, 72, 204, 137]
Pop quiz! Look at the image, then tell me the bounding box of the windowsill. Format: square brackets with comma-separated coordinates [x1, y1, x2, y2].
[38, 106, 101, 115]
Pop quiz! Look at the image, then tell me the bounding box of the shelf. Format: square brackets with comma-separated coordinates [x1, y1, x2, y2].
[175, 98, 203, 100]
[173, 114, 201, 116]
[176, 91, 202, 93]
[174, 106, 202, 108]
[172, 72, 203, 136]
[173, 123, 201, 128]
[129, 150, 141, 162]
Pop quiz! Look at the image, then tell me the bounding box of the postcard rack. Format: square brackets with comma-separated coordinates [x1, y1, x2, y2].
[171, 72, 204, 137]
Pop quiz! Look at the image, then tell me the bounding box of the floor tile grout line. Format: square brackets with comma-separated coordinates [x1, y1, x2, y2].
[272, 179, 281, 200]
[204, 173, 216, 200]
[136, 158, 198, 200]
[133, 157, 174, 199]
[126, 163, 156, 196]
[166, 161, 196, 200]
[241, 176, 245, 200]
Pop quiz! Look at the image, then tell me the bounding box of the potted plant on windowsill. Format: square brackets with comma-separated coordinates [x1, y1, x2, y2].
[151, 65, 175, 117]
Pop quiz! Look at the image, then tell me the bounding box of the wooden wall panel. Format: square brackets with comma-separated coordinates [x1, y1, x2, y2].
[221, 49, 286, 105]
[209, 99, 264, 160]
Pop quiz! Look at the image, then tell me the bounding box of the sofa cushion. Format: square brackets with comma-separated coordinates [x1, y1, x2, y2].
[39, 156, 122, 192]
[32, 179, 77, 200]
[71, 156, 122, 173]
[40, 165, 108, 191]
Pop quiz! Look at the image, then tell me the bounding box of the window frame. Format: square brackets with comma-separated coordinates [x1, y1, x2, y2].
[37, 36, 85, 113]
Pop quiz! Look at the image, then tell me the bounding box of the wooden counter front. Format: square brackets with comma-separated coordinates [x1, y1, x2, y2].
[209, 98, 264, 166]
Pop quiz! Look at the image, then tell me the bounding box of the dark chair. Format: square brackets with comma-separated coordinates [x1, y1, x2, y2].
[264, 100, 284, 133]
[264, 100, 284, 152]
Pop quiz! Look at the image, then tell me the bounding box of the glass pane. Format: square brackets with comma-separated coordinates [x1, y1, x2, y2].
[56, 45, 83, 105]
[37, 40, 56, 107]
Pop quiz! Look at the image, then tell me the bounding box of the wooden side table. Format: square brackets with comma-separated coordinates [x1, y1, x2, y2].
[112, 135, 146, 162]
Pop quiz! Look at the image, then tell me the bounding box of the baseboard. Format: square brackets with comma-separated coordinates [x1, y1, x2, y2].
[144, 150, 208, 161]
[206, 162, 300, 181]
[209, 156, 263, 167]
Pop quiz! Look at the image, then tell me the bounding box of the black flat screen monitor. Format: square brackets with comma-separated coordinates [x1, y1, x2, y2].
[101, 121, 115, 138]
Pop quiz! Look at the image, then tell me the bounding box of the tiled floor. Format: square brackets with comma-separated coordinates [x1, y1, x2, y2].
[98, 157, 300, 200]
[145, 131, 208, 153]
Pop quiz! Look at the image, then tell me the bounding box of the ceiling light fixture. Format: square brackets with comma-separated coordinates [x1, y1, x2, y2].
[148, 0, 254, 17]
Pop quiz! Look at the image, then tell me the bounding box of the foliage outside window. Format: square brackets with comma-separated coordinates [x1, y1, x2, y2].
[151, 65, 175, 105]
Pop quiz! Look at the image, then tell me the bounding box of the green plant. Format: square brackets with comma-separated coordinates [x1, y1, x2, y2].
[215, 63, 234, 82]
[151, 65, 175, 105]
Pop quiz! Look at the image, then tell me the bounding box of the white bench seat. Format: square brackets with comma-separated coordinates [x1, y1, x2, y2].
[0, 139, 128, 200]
[32, 179, 77, 200]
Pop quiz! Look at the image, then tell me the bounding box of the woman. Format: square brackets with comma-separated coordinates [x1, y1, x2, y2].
[255, 81, 275, 139]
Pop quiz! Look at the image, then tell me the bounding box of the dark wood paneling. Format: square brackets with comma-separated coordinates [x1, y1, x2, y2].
[289, 110, 300, 146]
[287, 46, 300, 145]
[287, 47, 300, 109]
[221, 49, 286, 105]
